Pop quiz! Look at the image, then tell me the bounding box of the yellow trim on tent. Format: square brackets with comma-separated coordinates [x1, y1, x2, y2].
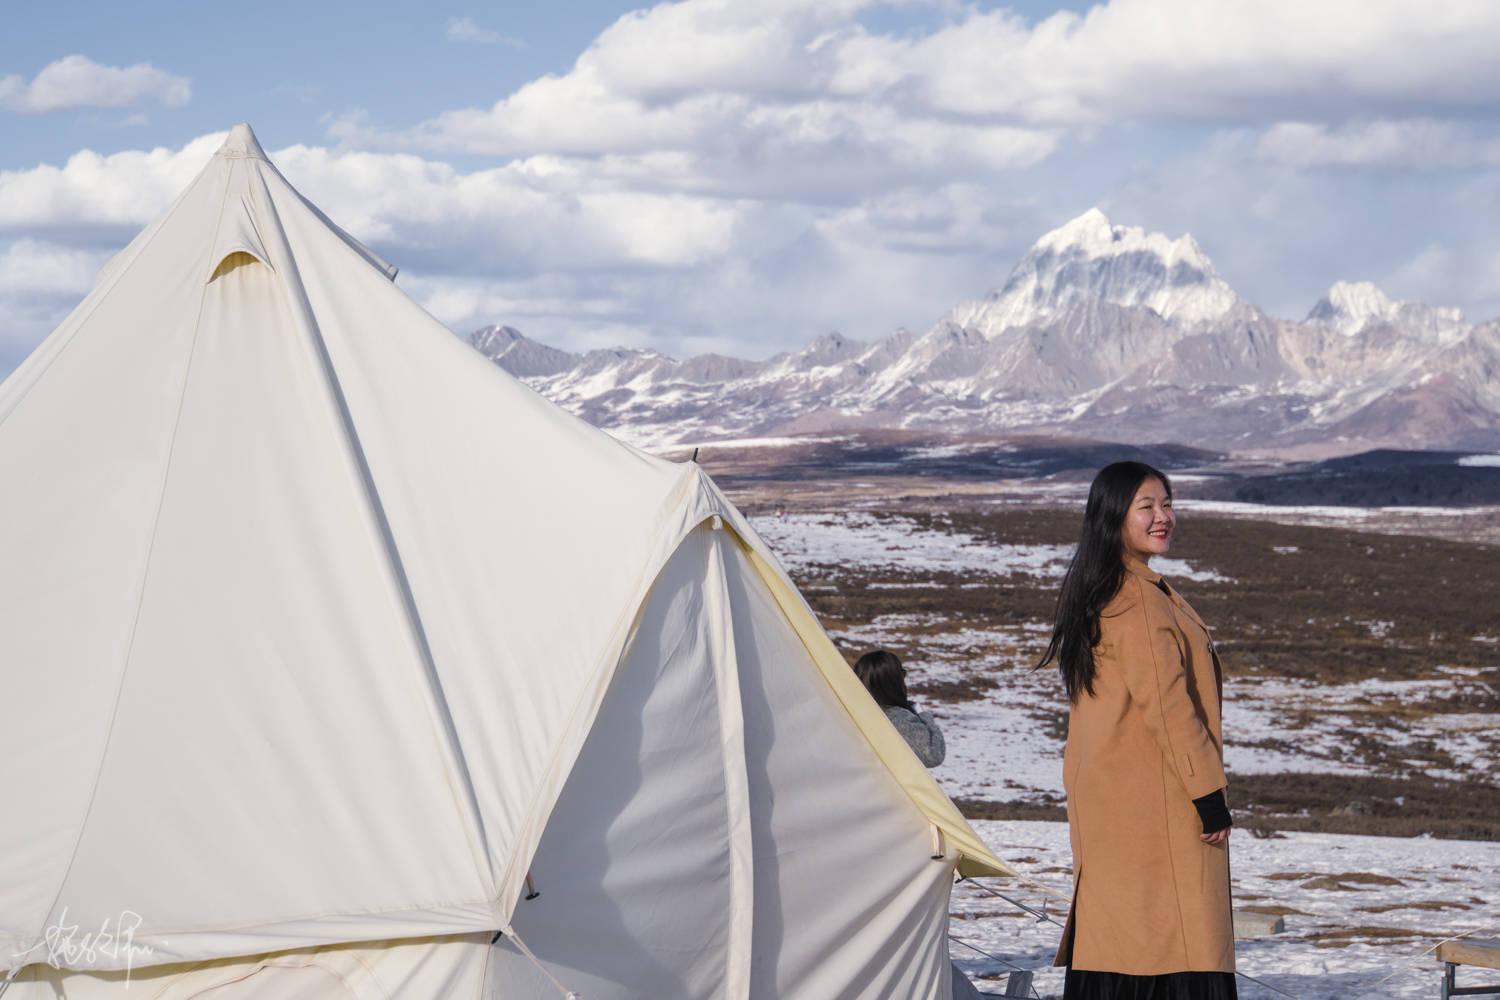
[734, 537, 1016, 880]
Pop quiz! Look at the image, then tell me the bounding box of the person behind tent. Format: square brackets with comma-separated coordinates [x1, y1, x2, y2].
[853, 649, 945, 767]
[854, 648, 988, 1000]
[1040, 461, 1236, 999]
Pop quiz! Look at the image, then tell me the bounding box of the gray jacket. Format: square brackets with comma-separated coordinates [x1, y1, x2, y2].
[883, 706, 945, 767]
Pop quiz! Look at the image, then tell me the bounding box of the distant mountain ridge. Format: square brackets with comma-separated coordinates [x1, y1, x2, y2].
[467, 210, 1500, 456]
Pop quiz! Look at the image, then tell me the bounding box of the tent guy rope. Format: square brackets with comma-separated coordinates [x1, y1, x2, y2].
[501, 925, 581, 1000]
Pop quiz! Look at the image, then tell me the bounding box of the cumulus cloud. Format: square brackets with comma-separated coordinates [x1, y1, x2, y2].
[10, 0, 1500, 373]
[330, 1, 1061, 198]
[269, 144, 743, 273]
[328, 76, 1058, 204]
[444, 17, 524, 47]
[0, 55, 191, 114]
[343, 0, 1500, 164]
[0, 133, 222, 230]
[0, 238, 112, 361]
[835, 0, 1500, 124]
[1256, 120, 1500, 169]
[0, 132, 741, 270]
[0, 133, 765, 360]
[0, 238, 107, 294]
[323, 0, 1500, 226]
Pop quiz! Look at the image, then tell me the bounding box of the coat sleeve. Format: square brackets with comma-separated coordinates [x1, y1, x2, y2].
[1108, 577, 1226, 799]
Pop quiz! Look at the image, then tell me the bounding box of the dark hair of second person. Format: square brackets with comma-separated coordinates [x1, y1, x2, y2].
[852, 648, 915, 712]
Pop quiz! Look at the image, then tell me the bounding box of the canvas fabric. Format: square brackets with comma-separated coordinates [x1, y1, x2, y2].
[0, 124, 1008, 997]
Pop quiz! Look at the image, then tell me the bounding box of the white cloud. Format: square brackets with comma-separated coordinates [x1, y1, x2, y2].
[323, 0, 1500, 223]
[0, 133, 741, 272]
[0, 129, 1022, 359]
[328, 73, 1058, 204]
[329, 1, 1073, 197]
[398, 271, 722, 356]
[1389, 240, 1500, 325]
[444, 17, 524, 47]
[0, 133, 222, 229]
[836, 0, 1500, 124]
[0, 55, 191, 114]
[0, 238, 107, 294]
[10, 0, 1500, 373]
[347, 0, 1500, 168]
[270, 144, 743, 271]
[1256, 120, 1500, 169]
[0, 238, 112, 359]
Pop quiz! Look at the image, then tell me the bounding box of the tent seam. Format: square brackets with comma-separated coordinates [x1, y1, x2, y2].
[703, 484, 1023, 883]
[492, 463, 714, 917]
[703, 528, 755, 1000]
[26, 160, 236, 951]
[246, 174, 495, 895]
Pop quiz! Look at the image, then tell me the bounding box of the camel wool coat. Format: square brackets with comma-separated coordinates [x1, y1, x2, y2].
[1054, 556, 1234, 976]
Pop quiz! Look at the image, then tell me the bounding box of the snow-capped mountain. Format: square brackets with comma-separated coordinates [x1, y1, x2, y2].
[1306, 280, 1469, 344]
[949, 208, 1241, 334]
[467, 210, 1500, 456]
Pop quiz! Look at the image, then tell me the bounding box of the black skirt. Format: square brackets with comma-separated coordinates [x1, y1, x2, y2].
[1063, 968, 1238, 1000]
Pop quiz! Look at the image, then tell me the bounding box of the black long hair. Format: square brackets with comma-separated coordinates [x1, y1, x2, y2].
[1039, 461, 1172, 702]
[853, 649, 915, 712]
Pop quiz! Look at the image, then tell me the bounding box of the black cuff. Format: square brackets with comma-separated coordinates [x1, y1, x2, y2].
[1193, 789, 1232, 834]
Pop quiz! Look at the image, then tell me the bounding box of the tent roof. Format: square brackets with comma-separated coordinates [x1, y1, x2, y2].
[0, 124, 1007, 974]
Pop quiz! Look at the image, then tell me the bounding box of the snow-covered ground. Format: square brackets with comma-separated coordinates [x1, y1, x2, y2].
[749, 512, 1498, 802]
[952, 820, 1500, 1000]
[753, 511, 1226, 585]
[745, 511, 1499, 999]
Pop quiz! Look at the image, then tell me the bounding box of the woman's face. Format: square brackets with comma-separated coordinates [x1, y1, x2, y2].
[1121, 476, 1174, 563]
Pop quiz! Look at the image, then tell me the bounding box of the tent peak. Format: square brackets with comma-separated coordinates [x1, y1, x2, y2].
[217, 123, 266, 161]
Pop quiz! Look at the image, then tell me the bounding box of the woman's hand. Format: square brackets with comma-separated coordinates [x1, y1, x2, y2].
[1193, 788, 1232, 844]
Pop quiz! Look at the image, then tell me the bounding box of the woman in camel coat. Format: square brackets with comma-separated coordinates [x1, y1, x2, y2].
[1040, 461, 1235, 999]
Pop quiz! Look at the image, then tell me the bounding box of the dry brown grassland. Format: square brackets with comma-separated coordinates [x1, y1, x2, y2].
[700, 442, 1500, 842]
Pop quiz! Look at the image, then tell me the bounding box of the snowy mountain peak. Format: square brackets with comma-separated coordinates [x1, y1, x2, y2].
[1307, 280, 1467, 341]
[1033, 207, 1114, 253]
[1033, 208, 1213, 275]
[953, 209, 1240, 336]
[1307, 281, 1397, 333]
[1330, 280, 1394, 317]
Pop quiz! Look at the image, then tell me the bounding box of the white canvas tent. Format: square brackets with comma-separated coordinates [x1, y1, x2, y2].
[0, 124, 1013, 999]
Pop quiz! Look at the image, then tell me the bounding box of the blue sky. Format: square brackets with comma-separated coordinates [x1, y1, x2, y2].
[4, 0, 1500, 376]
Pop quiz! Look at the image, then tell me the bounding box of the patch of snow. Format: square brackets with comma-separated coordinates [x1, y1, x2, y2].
[1156, 557, 1232, 583]
[751, 512, 1076, 579]
[683, 435, 850, 449]
[751, 512, 1231, 585]
[1179, 500, 1382, 519]
[908, 443, 985, 460]
[953, 820, 1500, 999]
